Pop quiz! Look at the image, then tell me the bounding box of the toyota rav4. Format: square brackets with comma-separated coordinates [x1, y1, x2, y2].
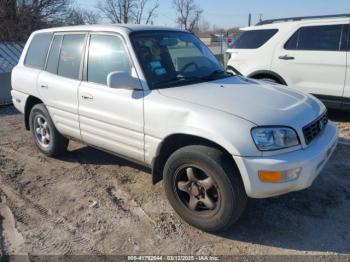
[11, 25, 338, 232]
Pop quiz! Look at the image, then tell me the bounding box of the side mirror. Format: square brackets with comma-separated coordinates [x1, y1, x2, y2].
[107, 71, 141, 90]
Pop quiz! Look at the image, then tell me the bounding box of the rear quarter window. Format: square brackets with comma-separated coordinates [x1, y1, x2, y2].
[231, 29, 278, 49]
[24, 33, 53, 69]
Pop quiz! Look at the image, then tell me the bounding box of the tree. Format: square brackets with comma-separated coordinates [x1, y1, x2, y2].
[133, 0, 159, 25]
[0, 0, 72, 41]
[172, 0, 202, 32]
[0, 0, 17, 41]
[97, 0, 159, 24]
[67, 8, 101, 25]
[198, 19, 211, 33]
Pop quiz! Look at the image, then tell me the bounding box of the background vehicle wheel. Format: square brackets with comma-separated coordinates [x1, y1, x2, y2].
[29, 104, 68, 157]
[259, 77, 280, 84]
[163, 145, 247, 232]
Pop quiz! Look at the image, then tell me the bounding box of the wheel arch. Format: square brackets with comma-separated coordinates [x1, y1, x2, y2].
[151, 133, 241, 185]
[226, 66, 243, 76]
[24, 96, 43, 130]
[248, 70, 287, 85]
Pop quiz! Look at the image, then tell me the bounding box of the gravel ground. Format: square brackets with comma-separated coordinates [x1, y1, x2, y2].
[0, 105, 349, 259]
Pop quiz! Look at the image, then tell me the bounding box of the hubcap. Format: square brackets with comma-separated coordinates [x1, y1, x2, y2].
[34, 115, 51, 148]
[175, 167, 219, 212]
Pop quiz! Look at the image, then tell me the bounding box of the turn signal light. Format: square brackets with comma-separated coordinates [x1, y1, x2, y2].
[258, 168, 302, 183]
[258, 171, 282, 183]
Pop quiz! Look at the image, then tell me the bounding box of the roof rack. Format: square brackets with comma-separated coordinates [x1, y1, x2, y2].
[256, 13, 350, 26]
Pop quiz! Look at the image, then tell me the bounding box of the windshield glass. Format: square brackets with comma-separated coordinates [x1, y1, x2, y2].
[131, 31, 228, 89]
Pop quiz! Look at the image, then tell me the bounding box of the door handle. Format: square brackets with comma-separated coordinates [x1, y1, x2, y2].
[81, 94, 93, 100]
[40, 83, 48, 89]
[279, 55, 295, 60]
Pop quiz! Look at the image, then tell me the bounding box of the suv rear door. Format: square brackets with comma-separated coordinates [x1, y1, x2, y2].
[38, 32, 87, 140]
[344, 23, 350, 109]
[271, 22, 347, 108]
[78, 33, 145, 162]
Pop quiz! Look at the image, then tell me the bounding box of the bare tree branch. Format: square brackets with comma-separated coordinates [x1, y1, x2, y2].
[0, 0, 72, 41]
[67, 8, 101, 25]
[172, 0, 202, 32]
[97, 0, 159, 24]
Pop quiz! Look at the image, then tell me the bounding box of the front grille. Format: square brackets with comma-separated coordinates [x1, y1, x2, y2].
[303, 111, 328, 145]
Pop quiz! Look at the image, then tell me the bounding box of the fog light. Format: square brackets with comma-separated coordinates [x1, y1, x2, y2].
[258, 168, 302, 183]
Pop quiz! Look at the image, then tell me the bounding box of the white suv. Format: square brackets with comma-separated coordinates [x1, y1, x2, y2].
[12, 25, 338, 232]
[226, 14, 350, 110]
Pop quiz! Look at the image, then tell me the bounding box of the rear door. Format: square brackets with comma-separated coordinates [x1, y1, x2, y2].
[272, 23, 347, 107]
[344, 23, 350, 108]
[38, 32, 87, 140]
[78, 33, 145, 162]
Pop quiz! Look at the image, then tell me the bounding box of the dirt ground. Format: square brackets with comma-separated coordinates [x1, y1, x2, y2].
[0, 105, 349, 259]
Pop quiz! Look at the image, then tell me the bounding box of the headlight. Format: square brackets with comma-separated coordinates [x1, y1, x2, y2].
[251, 127, 300, 151]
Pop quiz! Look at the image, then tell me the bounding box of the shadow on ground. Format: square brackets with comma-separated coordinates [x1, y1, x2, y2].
[0, 105, 19, 117]
[2, 105, 349, 254]
[328, 109, 350, 122]
[59, 140, 350, 254]
[218, 140, 350, 254]
[60, 146, 151, 174]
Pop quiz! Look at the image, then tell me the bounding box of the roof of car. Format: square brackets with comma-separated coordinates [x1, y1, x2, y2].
[241, 17, 350, 31]
[34, 24, 187, 34]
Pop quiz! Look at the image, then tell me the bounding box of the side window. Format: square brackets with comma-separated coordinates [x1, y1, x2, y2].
[231, 29, 278, 49]
[285, 24, 344, 51]
[24, 33, 52, 69]
[87, 34, 131, 85]
[342, 24, 350, 51]
[46, 35, 63, 74]
[284, 30, 298, 50]
[58, 34, 86, 80]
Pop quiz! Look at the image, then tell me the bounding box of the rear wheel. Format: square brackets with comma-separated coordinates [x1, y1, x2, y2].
[163, 145, 247, 232]
[29, 104, 68, 157]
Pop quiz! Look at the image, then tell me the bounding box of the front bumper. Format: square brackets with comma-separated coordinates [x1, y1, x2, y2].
[235, 121, 338, 198]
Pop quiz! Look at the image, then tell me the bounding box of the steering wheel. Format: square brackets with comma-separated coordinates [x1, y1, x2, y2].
[179, 62, 199, 74]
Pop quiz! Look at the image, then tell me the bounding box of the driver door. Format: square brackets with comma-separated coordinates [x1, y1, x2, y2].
[78, 33, 145, 162]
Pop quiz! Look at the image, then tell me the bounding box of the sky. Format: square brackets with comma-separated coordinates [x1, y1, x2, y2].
[75, 0, 350, 28]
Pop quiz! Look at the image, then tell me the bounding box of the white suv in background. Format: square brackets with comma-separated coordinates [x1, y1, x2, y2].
[12, 25, 338, 232]
[226, 14, 350, 110]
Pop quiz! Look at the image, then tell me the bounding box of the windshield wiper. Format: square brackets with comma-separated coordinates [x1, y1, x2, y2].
[201, 69, 230, 81]
[154, 75, 201, 89]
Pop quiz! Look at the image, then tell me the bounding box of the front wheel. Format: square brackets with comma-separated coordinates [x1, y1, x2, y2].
[163, 145, 247, 232]
[29, 104, 68, 157]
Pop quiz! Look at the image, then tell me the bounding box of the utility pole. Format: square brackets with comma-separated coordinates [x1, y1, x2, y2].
[248, 13, 252, 26]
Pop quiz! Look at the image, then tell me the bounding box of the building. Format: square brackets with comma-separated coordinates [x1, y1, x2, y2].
[0, 42, 24, 105]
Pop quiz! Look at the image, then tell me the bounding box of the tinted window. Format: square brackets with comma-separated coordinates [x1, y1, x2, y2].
[284, 31, 298, 50]
[58, 34, 86, 80]
[88, 35, 131, 85]
[285, 25, 343, 51]
[231, 29, 278, 49]
[24, 33, 52, 69]
[341, 24, 349, 51]
[46, 35, 62, 74]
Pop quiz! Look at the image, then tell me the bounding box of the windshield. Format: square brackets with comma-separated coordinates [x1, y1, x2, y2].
[130, 31, 228, 89]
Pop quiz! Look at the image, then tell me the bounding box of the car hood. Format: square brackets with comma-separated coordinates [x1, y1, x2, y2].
[158, 76, 326, 127]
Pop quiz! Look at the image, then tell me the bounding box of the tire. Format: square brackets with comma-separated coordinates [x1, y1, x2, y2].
[163, 145, 247, 232]
[227, 68, 236, 76]
[257, 77, 281, 85]
[29, 103, 68, 157]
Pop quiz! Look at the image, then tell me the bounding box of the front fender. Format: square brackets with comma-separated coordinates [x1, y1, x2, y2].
[144, 91, 261, 165]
